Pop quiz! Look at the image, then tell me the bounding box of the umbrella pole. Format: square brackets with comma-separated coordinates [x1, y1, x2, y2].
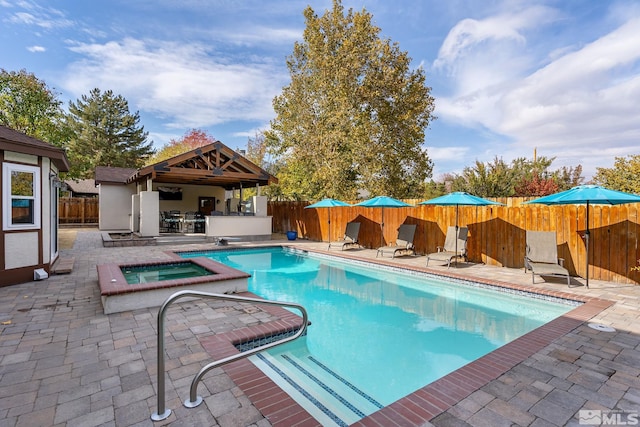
[381, 208, 385, 249]
[454, 205, 459, 267]
[585, 202, 590, 288]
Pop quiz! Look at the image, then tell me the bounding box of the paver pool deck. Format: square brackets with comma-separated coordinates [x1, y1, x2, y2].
[1, 229, 639, 426]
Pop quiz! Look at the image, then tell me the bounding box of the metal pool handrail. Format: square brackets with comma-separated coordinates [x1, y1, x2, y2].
[151, 290, 309, 422]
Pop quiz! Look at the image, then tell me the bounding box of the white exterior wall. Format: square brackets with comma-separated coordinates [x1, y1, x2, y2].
[98, 183, 136, 230]
[252, 196, 268, 217]
[131, 194, 140, 232]
[139, 191, 159, 236]
[205, 216, 272, 240]
[4, 232, 39, 269]
[3, 151, 38, 165]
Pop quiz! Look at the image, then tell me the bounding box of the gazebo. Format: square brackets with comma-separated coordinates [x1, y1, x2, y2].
[95, 141, 278, 239]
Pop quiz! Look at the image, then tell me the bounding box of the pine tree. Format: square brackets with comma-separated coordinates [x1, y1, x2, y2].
[65, 88, 155, 178]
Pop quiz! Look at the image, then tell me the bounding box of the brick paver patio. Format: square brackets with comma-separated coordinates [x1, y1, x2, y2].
[0, 229, 639, 426]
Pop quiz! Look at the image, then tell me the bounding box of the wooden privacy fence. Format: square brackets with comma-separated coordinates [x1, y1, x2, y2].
[269, 199, 640, 285]
[59, 197, 99, 224]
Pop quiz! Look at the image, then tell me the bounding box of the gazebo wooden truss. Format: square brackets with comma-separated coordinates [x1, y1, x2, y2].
[127, 141, 277, 189]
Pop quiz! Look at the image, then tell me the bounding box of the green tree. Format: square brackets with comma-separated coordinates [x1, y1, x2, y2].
[0, 69, 70, 145]
[452, 155, 583, 197]
[145, 129, 214, 165]
[245, 131, 268, 169]
[65, 88, 154, 178]
[423, 179, 448, 199]
[593, 155, 640, 193]
[551, 165, 583, 191]
[267, 0, 435, 200]
[452, 157, 520, 197]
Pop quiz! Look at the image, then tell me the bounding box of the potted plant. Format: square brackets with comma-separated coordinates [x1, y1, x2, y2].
[283, 217, 297, 240]
[286, 230, 298, 240]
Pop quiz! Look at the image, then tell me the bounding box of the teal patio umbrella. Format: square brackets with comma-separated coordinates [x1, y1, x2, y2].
[420, 192, 504, 265]
[305, 198, 351, 242]
[525, 185, 640, 287]
[354, 196, 413, 248]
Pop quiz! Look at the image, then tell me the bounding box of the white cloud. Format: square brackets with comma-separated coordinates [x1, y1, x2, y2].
[432, 7, 640, 179]
[426, 145, 469, 163]
[27, 45, 45, 52]
[433, 6, 556, 72]
[63, 38, 289, 130]
[216, 26, 302, 47]
[5, 2, 73, 29]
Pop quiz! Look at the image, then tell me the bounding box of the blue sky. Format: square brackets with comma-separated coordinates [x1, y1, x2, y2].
[2, 0, 640, 181]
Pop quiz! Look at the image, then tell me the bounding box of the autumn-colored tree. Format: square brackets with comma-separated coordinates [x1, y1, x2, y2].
[0, 69, 70, 145]
[145, 129, 216, 165]
[513, 174, 559, 197]
[593, 155, 640, 193]
[267, 0, 435, 200]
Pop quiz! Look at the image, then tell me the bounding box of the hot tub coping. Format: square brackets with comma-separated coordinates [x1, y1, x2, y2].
[96, 257, 250, 314]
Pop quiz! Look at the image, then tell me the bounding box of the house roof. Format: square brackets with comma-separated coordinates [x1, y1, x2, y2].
[95, 166, 137, 185]
[127, 141, 278, 190]
[0, 125, 70, 171]
[64, 178, 98, 195]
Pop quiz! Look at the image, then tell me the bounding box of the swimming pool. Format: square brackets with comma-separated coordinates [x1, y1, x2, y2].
[180, 247, 577, 426]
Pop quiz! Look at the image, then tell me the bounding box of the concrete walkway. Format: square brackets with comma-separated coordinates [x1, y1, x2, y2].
[0, 229, 639, 426]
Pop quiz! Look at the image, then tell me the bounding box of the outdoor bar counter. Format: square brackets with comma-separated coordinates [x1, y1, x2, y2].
[205, 215, 273, 241]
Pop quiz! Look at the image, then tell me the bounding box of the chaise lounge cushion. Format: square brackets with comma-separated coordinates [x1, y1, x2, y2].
[328, 222, 361, 251]
[376, 224, 417, 258]
[524, 230, 571, 285]
[426, 226, 468, 268]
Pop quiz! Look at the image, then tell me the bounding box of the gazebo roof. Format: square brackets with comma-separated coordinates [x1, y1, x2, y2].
[127, 141, 277, 190]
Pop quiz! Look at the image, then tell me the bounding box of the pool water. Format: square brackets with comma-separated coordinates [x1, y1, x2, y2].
[121, 262, 213, 284]
[181, 247, 575, 426]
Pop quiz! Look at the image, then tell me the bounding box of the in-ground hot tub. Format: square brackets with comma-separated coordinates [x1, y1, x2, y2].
[97, 257, 250, 314]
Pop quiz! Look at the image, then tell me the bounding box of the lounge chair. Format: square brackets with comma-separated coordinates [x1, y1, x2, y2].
[376, 224, 417, 258]
[328, 222, 361, 251]
[426, 226, 468, 268]
[524, 231, 571, 285]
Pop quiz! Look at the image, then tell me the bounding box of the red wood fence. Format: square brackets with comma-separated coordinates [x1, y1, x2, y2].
[269, 199, 640, 285]
[59, 197, 99, 224]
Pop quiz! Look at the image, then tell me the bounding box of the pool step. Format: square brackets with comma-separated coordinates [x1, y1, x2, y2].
[251, 343, 383, 427]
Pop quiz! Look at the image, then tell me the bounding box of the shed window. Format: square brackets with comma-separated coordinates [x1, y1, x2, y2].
[3, 163, 41, 230]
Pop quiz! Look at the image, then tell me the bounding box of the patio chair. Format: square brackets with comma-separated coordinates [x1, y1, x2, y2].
[376, 224, 417, 258]
[328, 221, 361, 251]
[524, 231, 571, 285]
[426, 226, 468, 268]
[160, 211, 180, 233]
